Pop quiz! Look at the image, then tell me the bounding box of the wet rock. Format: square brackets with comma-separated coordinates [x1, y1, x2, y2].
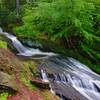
[31, 78, 50, 89]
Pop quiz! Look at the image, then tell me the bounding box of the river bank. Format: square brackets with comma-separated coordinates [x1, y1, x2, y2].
[0, 34, 59, 100]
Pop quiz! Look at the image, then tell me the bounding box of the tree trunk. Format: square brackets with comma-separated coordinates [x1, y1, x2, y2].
[16, 0, 20, 16]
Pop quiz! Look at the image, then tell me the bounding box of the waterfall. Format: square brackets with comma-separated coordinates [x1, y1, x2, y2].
[41, 69, 49, 82]
[0, 30, 57, 57]
[44, 57, 100, 100]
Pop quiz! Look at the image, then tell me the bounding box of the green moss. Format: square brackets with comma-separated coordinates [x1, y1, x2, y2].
[0, 92, 9, 100]
[19, 60, 38, 90]
[0, 40, 7, 48]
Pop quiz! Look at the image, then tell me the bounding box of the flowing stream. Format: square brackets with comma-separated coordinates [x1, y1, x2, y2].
[0, 28, 100, 100]
[0, 28, 56, 57]
[44, 57, 100, 100]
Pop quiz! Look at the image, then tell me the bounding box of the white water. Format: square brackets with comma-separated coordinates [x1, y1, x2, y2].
[41, 69, 49, 82]
[46, 57, 100, 100]
[0, 29, 56, 57]
[49, 84, 55, 94]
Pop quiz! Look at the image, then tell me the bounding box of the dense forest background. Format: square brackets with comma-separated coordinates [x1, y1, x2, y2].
[0, 0, 100, 73]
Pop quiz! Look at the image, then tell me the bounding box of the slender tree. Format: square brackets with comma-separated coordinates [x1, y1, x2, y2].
[16, 0, 20, 16]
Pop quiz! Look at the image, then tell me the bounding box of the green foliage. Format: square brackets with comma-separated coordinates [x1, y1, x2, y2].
[14, 0, 99, 43]
[13, 6, 37, 37]
[31, 0, 94, 40]
[0, 0, 26, 26]
[0, 92, 9, 100]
